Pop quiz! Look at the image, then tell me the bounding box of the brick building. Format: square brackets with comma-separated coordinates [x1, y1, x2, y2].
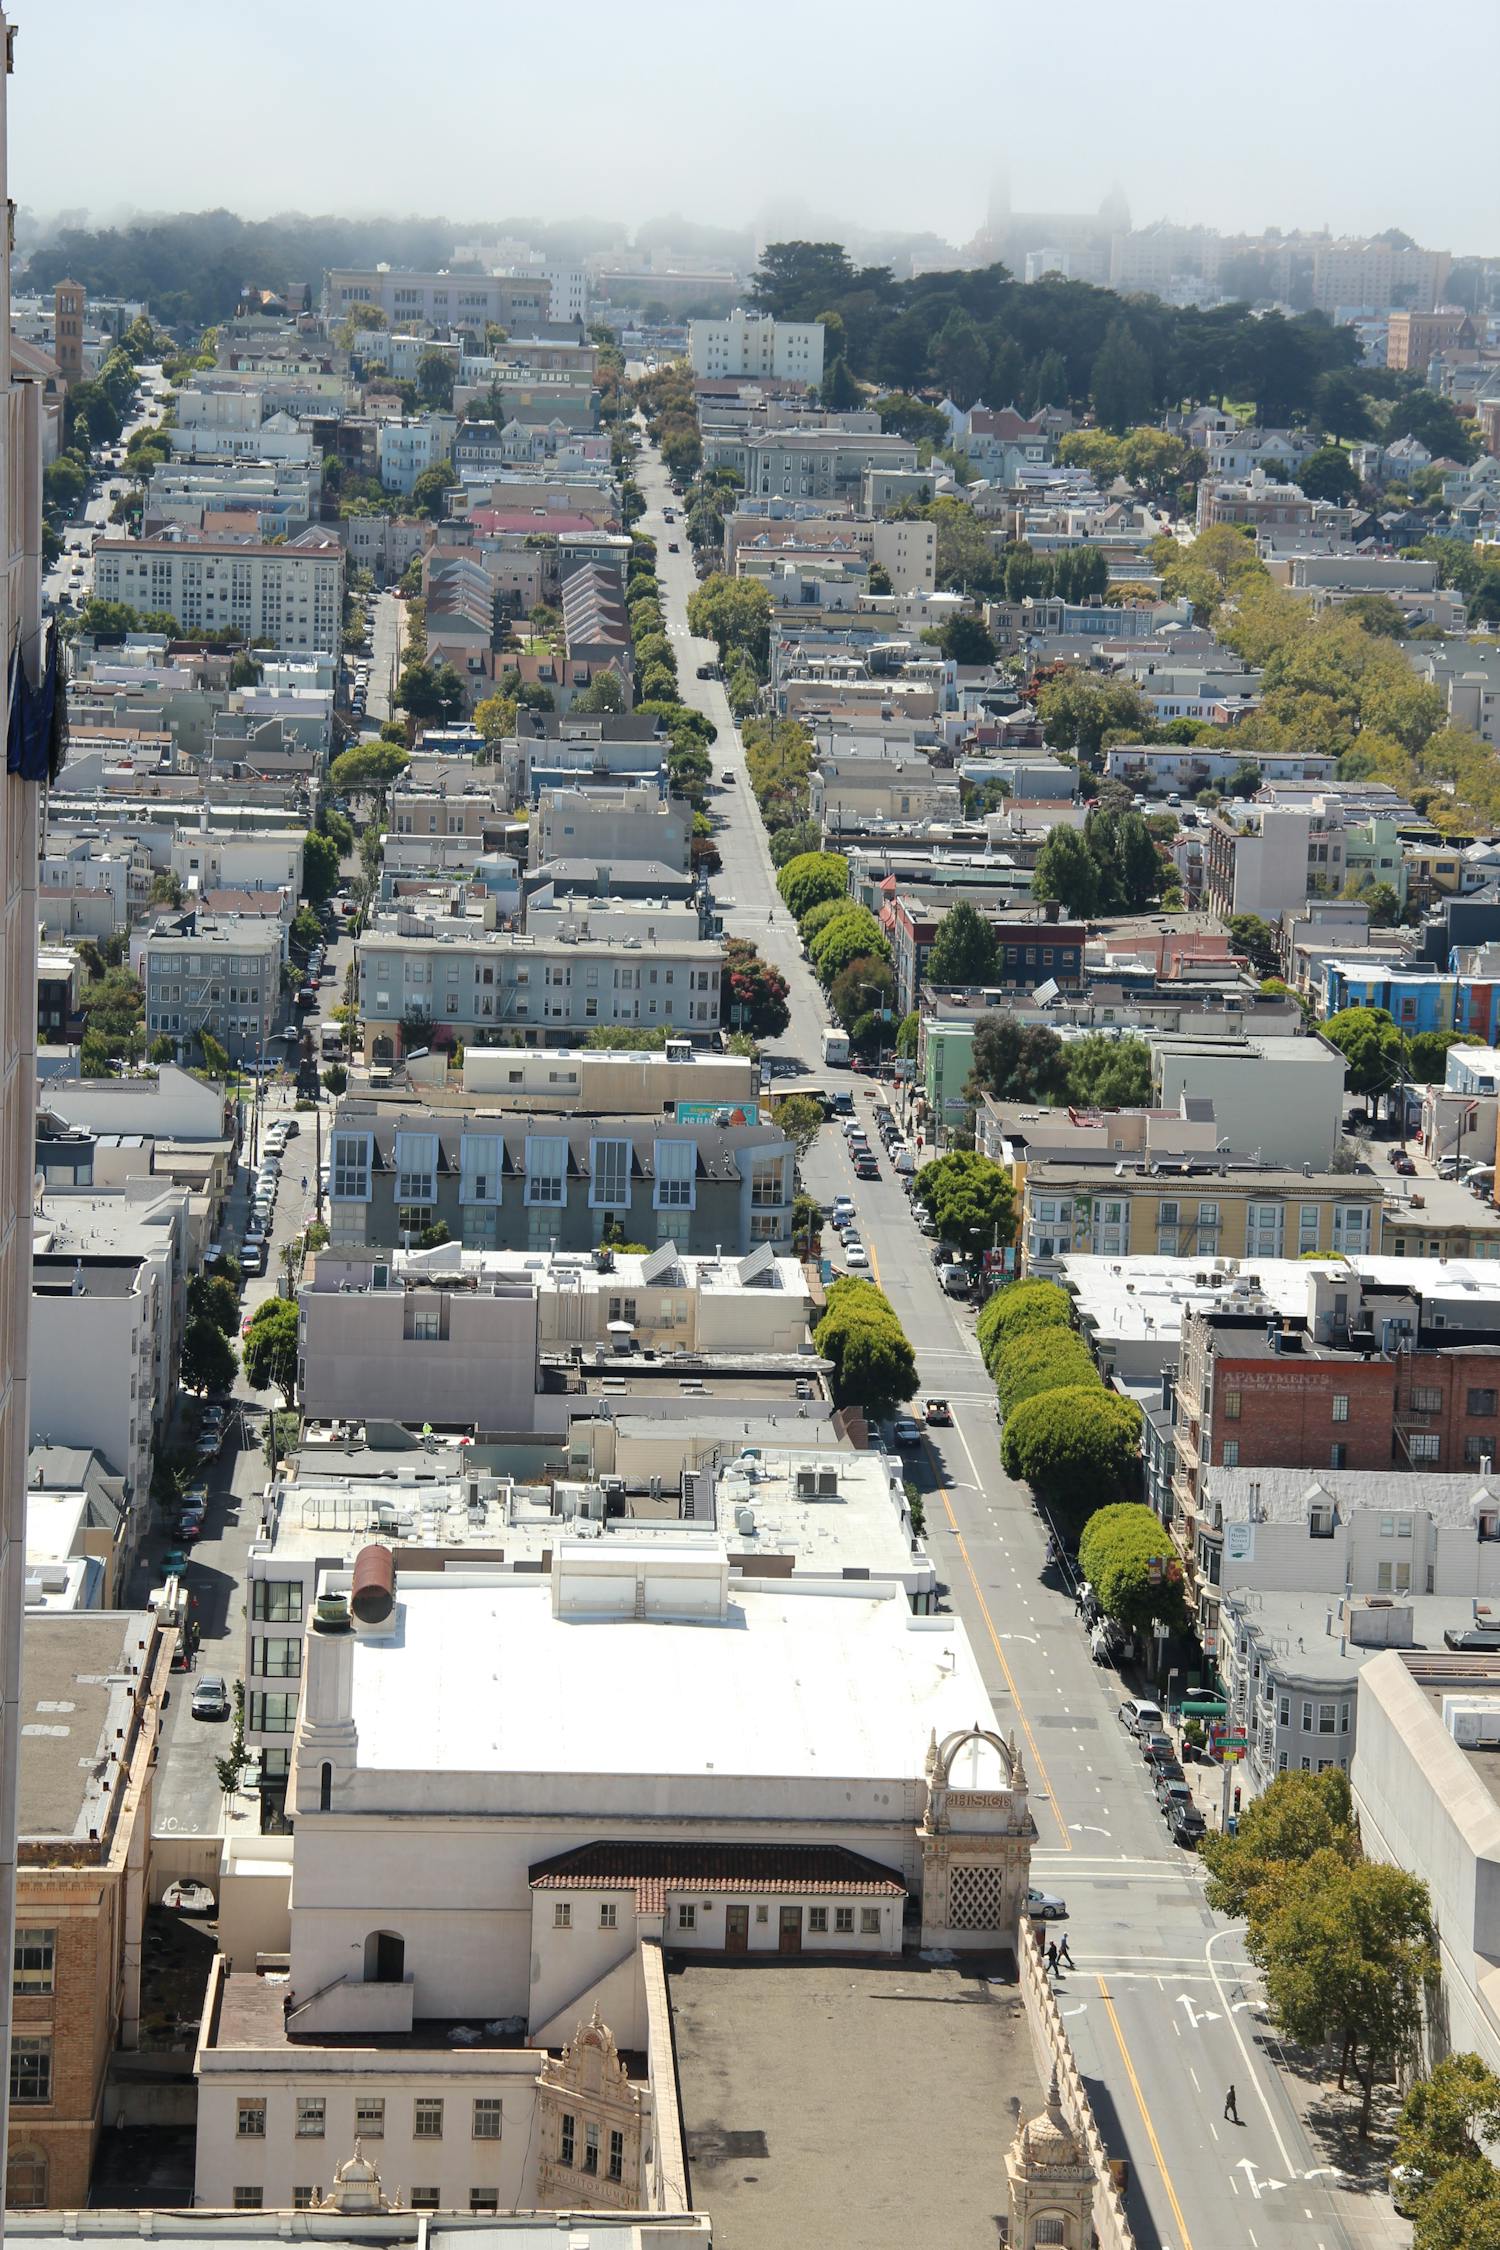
[1168, 1267, 1500, 1654]
[7, 1608, 175, 2209]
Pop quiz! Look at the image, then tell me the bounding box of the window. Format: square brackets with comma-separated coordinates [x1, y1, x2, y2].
[1222, 1389, 1241, 1420]
[237, 2100, 267, 2139]
[6, 2148, 47, 2209]
[1409, 1384, 1443, 1413]
[1378, 1560, 1412, 1593]
[473, 2098, 503, 2141]
[249, 1692, 297, 1734]
[1341, 1704, 1351, 1734]
[9, 2043, 50, 2106]
[1319, 1703, 1337, 1735]
[808, 1906, 829, 1933]
[411, 2098, 444, 2141]
[751, 1153, 788, 1209]
[1467, 1436, 1497, 1466]
[1300, 1701, 1314, 1732]
[1410, 1433, 1442, 1462]
[251, 1638, 300, 1679]
[293, 2189, 316, 2212]
[599, 1902, 617, 1930]
[394, 1131, 438, 1206]
[1221, 1440, 1240, 1467]
[835, 1906, 855, 1934]
[355, 2096, 385, 2138]
[13, 1930, 54, 1995]
[470, 2191, 499, 2214]
[331, 1132, 372, 1201]
[251, 1578, 303, 1623]
[1332, 1395, 1349, 1423]
[609, 2129, 624, 2184]
[1330, 1444, 1347, 1470]
[1470, 1390, 1498, 1417]
[560, 2114, 575, 2167]
[861, 1908, 881, 1935]
[460, 1133, 503, 1206]
[1278, 1696, 1290, 1726]
[654, 1137, 697, 1210]
[589, 1137, 632, 1210]
[411, 2190, 440, 2212]
[677, 1904, 696, 1931]
[1278, 1751, 1289, 1772]
[297, 2097, 326, 2138]
[525, 1134, 569, 1205]
[233, 2190, 263, 2212]
[583, 2122, 600, 2176]
[554, 1901, 572, 1929]
[755, 1904, 769, 1924]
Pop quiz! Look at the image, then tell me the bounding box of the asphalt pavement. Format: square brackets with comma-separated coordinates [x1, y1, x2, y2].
[635, 433, 1405, 2250]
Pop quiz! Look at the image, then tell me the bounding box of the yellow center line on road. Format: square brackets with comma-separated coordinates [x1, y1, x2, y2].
[934, 1478, 1070, 1851]
[1097, 1976, 1195, 2250]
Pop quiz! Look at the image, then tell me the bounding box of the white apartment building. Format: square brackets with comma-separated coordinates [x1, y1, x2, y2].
[0, 13, 47, 2199]
[356, 926, 722, 1055]
[544, 266, 589, 323]
[376, 417, 456, 497]
[1203, 801, 1346, 921]
[140, 917, 284, 1062]
[168, 826, 302, 900]
[324, 270, 551, 329]
[688, 309, 825, 387]
[93, 536, 344, 653]
[30, 1244, 171, 1526]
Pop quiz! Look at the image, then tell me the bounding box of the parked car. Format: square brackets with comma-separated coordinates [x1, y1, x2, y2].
[1151, 1756, 1186, 1792]
[1156, 1776, 1193, 1815]
[191, 1675, 230, 1721]
[1139, 1729, 1175, 1765]
[855, 1159, 880, 1181]
[844, 1244, 870, 1270]
[892, 1415, 923, 1450]
[1025, 1887, 1068, 1920]
[1168, 1804, 1207, 1849]
[162, 1547, 189, 1573]
[1118, 1697, 1163, 1736]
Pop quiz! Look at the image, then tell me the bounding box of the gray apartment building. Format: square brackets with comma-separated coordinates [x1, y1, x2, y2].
[139, 915, 283, 1062]
[326, 1103, 795, 1253]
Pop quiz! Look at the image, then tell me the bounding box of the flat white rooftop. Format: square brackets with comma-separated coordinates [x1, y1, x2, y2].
[1065, 1252, 1500, 1347]
[342, 1565, 993, 1784]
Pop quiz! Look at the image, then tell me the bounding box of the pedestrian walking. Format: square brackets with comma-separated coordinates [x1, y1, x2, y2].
[1058, 1934, 1073, 1969]
[1224, 2084, 1239, 2123]
[1046, 1940, 1059, 1977]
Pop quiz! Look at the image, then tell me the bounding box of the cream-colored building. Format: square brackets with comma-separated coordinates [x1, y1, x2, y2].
[93, 533, 343, 652]
[688, 308, 825, 387]
[195, 1544, 1034, 2209]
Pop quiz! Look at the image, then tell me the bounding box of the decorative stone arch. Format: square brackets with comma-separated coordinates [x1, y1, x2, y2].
[918, 1720, 1034, 1952]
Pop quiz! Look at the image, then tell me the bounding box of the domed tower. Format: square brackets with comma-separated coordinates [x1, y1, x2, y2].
[1005, 2069, 1094, 2250]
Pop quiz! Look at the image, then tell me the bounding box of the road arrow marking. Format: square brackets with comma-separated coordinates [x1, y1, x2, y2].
[1061, 2003, 1087, 2017]
[1070, 1823, 1112, 1837]
[1175, 1993, 1223, 2028]
[1237, 2158, 1263, 2200]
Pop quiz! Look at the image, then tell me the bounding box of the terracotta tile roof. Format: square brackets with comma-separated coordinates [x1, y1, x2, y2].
[529, 1841, 906, 1901]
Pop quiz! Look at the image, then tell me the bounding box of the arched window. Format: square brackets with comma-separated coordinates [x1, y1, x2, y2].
[320, 1762, 332, 1812]
[7, 2146, 48, 2208]
[364, 1929, 405, 1984]
[1032, 2220, 1067, 2248]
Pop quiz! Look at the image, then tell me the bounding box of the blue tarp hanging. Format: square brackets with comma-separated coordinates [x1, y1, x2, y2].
[6, 623, 63, 782]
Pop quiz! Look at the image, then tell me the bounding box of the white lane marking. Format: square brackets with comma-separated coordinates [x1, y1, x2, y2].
[1207, 1924, 1296, 2175]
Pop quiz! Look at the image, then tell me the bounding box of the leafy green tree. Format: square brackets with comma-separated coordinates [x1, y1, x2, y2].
[993, 1327, 1100, 1416]
[1077, 1501, 1187, 1633]
[930, 306, 989, 407]
[1255, 1853, 1435, 2136]
[1085, 806, 1161, 912]
[180, 1315, 237, 1396]
[1409, 1029, 1463, 1083]
[687, 573, 773, 672]
[416, 349, 455, 409]
[197, 1029, 231, 1081]
[572, 671, 625, 714]
[935, 612, 998, 667]
[874, 392, 949, 445]
[1414, 2158, 1500, 2250]
[1036, 674, 1153, 765]
[408, 464, 458, 519]
[1200, 1767, 1360, 1925]
[976, 1279, 1072, 1372]
[1384, 389, 1479, 465]
[1298, 445, 1360, 503]
[472, 691, 518, 746]
[810, 906, 890, 986]
[189, 1271, 240, 1336]
[322, 1063, 349, 1095]
[241, 1299, 300, 1400]
[895, 1009, 920, 1058]
[722, 938, 790, 1039]
[1225, 914, 1280, 978]
[1312, 371, 1374, 444]
[912, 1150, 1015, 1260]
[1031, 826, 1101, 917]
[828, 956, 896, 1040]
[1090, 319, 1154, 432]
[301, 830, 340, 904]
[1397, 2053, 1500, 2183]
[395, 659, 465, 727]
[1322, 1005, 1409, 1105]
[1000, 1387, 1143, 1506]
[778, 851, 848, 923]
[813, 1279, 917, 1417]
[966, 1017, 1069, 1106]
[1065, 1034, 1152, 1110]
[329, 741, 410, 807]
[770, 1095, 824, 1163]
[926, 900, 998, 987]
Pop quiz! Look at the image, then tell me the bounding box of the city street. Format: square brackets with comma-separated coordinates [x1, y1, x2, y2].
[634, 433, 1395, 2250]
[366, 587, 404, 725]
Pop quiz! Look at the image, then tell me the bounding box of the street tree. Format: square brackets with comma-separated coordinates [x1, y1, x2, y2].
[770, 1095, 825, 1163]
[188, 1271, 240, 1337]
[180, 1316, 237, 1396]
[813, 1279, 917, 1418]
[828, 956, 896, 1039]
[778, 851, 848, 923]
[1031, 825, 1101, 917]
[301, 830, 340, 903]
[992, 1327, 1100, 1416]
[1036, 674, 1154, 765]
[1000, 1387, 1143, 1507]
[1226, 914, 1280, 978]
[472, 691, 518, 746]
[926, 900, 998, 987]
[687, 574, 772, 671]
[1076, 1501, 1187, 1634]
[912, 1151, 1015, 1262]
[968, 1017, 1069, 1106]
[328, 741, 410, 809]
[1322, 1005, 1409, 1106]
[1065, 1033, 1152, 1110]
[241, 1298, 300, 1400]
[1200, 1767, 1361, 1928]
[721, 939, 790, 1040]
[810, 906, 890, 986]
[1397, 2053, 1500, 2179]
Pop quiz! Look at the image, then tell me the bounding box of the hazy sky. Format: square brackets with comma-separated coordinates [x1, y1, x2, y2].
[11, 0, 1499, 255]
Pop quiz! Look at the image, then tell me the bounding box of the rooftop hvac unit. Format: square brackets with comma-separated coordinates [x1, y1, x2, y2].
[735, 1504, 756, 1537]
[795, 1468, 818, 1497]
[817, 1467, 838, 1496]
